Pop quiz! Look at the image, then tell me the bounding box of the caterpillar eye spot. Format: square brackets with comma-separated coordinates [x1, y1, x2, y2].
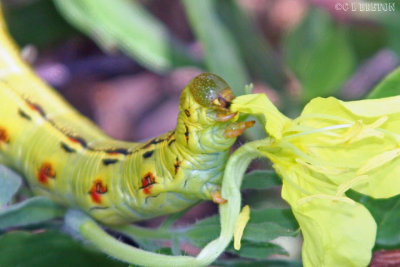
[38, 162, 55, 184]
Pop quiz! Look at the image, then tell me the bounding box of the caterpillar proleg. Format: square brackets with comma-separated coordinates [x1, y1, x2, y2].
[0, 9, 253, 225]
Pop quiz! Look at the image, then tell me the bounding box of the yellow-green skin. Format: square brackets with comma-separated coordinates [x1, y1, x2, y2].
[0, 15, 238, 224]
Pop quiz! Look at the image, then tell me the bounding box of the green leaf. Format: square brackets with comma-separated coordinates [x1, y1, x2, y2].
[54, 0, 196, 72]
[242, 170, 281, 190]
[348, 190, 400, 248]
[182, 0, 250, 95]
[368, 67, 400, 99]
[228, 241, 287, 260]
[0, 196, 65, 230]
[374, 9, 400, 57]
[184, 208, 298, 248]
[0, 230, 126, 267]
[347, 25, 387, 63]
[0, 165, 21, 207]
[4, 0, 74, 47]
[184, 215, 220, 247]
[284, 8, 354, 100]
[250, 208, 299, 231]
[242, 222, 297, 243]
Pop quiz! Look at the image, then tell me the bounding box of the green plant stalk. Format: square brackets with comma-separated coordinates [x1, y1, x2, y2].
[196, 140, 265, 262]
[65, 140, 264, 266]
[52, 0, 117, 51]
[182, 0, 250, 95]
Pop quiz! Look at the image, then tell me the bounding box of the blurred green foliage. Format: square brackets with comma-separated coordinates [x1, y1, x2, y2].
[283, 8, 355, 100]
[0, 230, 125, 267]
[2, 0, 400, 266]
[4, 0, 75, 47]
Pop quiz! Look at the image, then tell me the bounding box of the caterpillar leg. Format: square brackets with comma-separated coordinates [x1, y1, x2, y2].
[224, 121, 256, 138]
[211, 190, 227, 204]
[216, 111, 237, 122]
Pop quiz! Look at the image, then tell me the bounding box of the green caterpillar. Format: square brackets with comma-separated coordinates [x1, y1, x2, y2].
[0, 11, 253, 225]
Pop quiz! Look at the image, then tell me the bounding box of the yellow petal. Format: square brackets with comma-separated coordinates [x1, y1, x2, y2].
[231, 94, 291, 140]
[356, 148, 400, 176]
[233, 205, 250, 250]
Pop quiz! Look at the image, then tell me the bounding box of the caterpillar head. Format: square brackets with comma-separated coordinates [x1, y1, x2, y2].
[178, 73, 254, 152]
[181, 73, 239, 126]
[189, 73, 235, 111]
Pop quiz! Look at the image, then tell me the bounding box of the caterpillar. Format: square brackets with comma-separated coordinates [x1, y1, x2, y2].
[0, 9, 254, 225]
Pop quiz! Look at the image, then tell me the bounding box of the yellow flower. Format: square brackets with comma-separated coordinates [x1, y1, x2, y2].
[231, 94, 400, 266]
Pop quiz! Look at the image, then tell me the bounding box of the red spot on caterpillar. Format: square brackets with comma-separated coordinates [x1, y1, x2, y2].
[90, 179, 108, 204]
[141, 172, 155, 195]
[68, 137, 79, 143]
[67, 136, 87, 147]
[0, 127, 9, 144]
[26, 101, 46, 117]
[38, 162, 56, 184]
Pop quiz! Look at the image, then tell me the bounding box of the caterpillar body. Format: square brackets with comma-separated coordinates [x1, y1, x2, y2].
[0, 11, 254, 224]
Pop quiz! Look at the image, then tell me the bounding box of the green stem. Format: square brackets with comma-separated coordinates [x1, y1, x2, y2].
[66, 210, 198, 267]
[196, 140, 265, 262]
[65, 139, 265, 266]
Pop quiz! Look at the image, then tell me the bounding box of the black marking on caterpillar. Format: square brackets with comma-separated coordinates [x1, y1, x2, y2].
[102, 158, 119, 166]
[167, 131, 175, 140]
[26, 100, 46, 117]
[184, 109, 190, 117]
[104, 148, 131, 155]
[184, 124, 189, 143]
[174, 157, 182, 175]
[18, 109, 31, 120]
[67, 135, 88, 148]
[60, 142, 77, 153]
[142, 150, 154, 159]
[168, 139, 176, 146]
[142, 138, 165, 149]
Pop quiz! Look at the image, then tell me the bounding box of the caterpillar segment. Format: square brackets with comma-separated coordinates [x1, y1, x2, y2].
[0, 13, 253, 225]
